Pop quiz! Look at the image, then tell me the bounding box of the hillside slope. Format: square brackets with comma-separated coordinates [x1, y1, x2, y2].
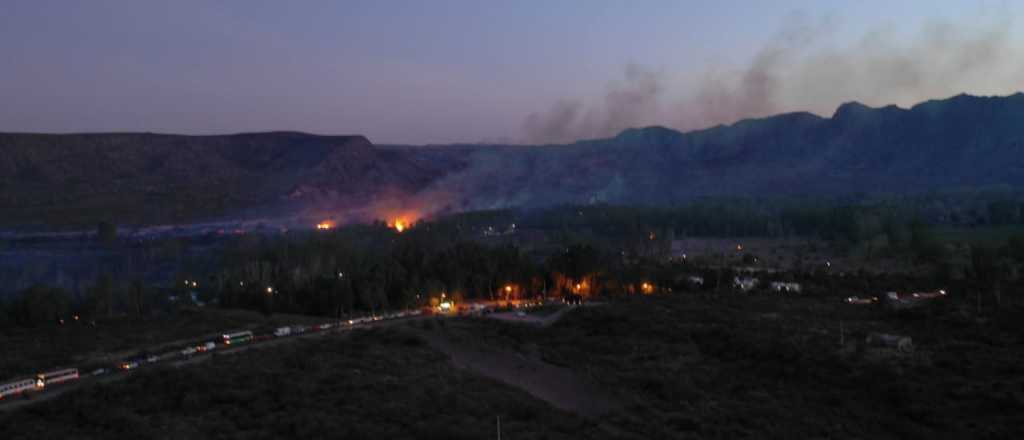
[3, 93, 1024, 228]
[0, 132, 465, 227]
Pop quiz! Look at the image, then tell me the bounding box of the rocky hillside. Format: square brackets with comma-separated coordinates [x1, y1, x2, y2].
[2, 93, 1024, 228]
[0, 132, 465, 227]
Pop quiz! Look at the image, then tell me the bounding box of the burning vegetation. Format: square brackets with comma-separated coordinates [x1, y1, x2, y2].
[386, 214, 418, 233]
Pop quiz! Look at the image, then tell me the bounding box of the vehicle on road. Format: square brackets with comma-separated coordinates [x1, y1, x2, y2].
[119, 361, 140, 370]
[197, 342, 216, 352]
[222, 330, 254, 345]
[91, 368, 110, 376]
[0, 379, 36, 400]
[274, 326, 292, 337]
[181, 346, 198, 356]
[35, 369, 79, 388]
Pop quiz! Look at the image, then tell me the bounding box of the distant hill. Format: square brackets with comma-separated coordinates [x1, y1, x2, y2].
[3, 92, 1024, 228]
[411, 92, 1024, 210]
[0, 132, 466, 227]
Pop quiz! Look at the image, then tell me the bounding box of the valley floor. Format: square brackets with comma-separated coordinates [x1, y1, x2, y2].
[2, 291, 1023, 439]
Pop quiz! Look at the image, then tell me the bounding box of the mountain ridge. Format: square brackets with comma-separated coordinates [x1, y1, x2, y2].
[2, 92, 1023, 228]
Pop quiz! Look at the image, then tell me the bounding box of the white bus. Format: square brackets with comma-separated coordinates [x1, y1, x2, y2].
[35, 368, 79, 388]
[0, 379, 36, 400]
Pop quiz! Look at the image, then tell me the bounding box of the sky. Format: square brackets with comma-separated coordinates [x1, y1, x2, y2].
[1, 0, 1022, 144]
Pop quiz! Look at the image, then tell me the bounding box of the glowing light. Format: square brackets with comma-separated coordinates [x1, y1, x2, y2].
[505, 285, 513, 293]
[315, 221, 334, 230]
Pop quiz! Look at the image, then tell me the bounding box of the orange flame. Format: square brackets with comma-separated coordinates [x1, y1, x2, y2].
[316, 221, 334, 230]
[387, 214, 417, 233]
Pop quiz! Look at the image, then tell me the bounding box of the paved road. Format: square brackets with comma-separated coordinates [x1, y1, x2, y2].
[0, 301, 572, 412]
[0, 314, 428, 412]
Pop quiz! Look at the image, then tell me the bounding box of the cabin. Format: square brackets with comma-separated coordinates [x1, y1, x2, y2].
[769, 282, 801, 293]
[733, 277, 758, 292]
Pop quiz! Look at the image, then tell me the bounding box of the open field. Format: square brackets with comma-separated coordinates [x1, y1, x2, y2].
[0, 327, 607, 440]
[434, 291, 1024, 438]
[932, 225, 1024, 246]
[3, 287, 1023, 438]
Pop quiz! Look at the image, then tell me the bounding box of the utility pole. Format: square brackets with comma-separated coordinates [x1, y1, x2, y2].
[496, 415, 501, 440]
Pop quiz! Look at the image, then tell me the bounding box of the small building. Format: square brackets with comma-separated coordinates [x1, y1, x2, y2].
[733, 277, 758, 292]
[769, 282, 801, 293]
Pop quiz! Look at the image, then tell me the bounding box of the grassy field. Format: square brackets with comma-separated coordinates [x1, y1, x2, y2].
[441, 291, 1024, 439]
[932, 225, 1024, 246]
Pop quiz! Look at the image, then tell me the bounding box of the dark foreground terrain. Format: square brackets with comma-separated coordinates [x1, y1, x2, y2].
[3, 291, 1023, 439]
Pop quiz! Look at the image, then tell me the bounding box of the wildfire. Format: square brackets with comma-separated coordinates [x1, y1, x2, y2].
[388, 218, 411, 233]
[315, 221, 334, 230]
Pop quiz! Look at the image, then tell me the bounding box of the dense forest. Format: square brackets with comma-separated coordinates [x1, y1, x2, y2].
[5, 191, 1024, 328]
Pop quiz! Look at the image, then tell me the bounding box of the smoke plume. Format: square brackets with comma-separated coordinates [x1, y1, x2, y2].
[524, 65, 667, 144]
[524, 15, 1024, 144]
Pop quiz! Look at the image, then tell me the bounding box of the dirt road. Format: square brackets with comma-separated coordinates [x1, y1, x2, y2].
[415, 325, 619, 417]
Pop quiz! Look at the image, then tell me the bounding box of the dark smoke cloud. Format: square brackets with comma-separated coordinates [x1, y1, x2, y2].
[525, 15, 1024, 144]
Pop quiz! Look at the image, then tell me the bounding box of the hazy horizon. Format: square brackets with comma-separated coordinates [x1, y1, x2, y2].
[3, 0, 1023, 144]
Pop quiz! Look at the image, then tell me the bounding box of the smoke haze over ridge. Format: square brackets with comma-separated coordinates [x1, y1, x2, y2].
[525, 15, 1024, 144]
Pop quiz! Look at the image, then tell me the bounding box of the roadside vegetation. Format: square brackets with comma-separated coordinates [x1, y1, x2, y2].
[0, 327, 608, 440]
[438, 291, 1024, 438]
[0, 309, 302, 381]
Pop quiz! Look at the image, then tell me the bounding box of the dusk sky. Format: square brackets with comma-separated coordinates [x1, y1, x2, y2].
[2, 0, 1023, 144]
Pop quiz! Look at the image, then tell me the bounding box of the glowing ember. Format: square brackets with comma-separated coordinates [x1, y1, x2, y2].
[391, 220, 407, 232]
